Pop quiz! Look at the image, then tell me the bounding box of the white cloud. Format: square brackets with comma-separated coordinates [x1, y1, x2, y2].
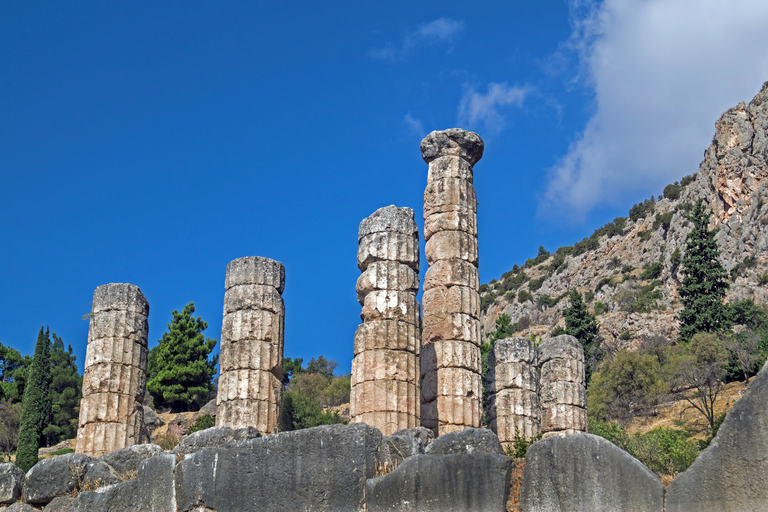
[403, 113, 425, 136]
[458, 83, 532, 133]
[369, 18, 464, 61]
[541, 0, 768, 220]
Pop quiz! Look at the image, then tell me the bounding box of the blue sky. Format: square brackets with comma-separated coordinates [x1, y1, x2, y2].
[2, 1, 768, 374]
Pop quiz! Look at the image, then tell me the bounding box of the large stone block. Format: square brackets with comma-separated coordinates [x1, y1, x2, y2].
[424, 428, 504, 456]
[423, 258, 479, 291]
[84, 336, 147, 368]
[422, 285, 480, 321]
[358, 205, 419, 242]
[221, 309, 284, 345]
[422, 313, 481, 346]
[421, 395, 482, 433]
[88, 310, 149, 345]
[540, 404, 587, 433]
[356, 261, 419, 303]
[224, 256, 285, 294]
[78, 392, 142, 424]
[423, 178, 477, 218]
[174, 423, 383, 512]
[424, 230, 478, 266]
[351, 349, 418, 385]
[538, 335, 584, 365]
[420, 367, 481, 402]
[353, 320, 419, 355]
[216, 369, 281, 402]
[520, 434, 664, 512]
[71, 479, 138, 512]
[76, 415, 145, 458]
[360, 290, 420, 326]
[424, 209, 477, 241]
[23, 453, 92, 505]
[420, 340, 480, 377]
[540, 380, 586, 407]
[98, 443, 162, 479]
[366, 453, 511, 512]
[82, 362, 145, 398]
[665, 358, 768, 511]
[486, 362, 539, 394]
[490, 337, 538, 366]
[0, 463, 25, 505]
[219, 337, 280, 374]
[420, 129, 484, 166]
[135, 453, 175, 512]
[357, 232, 420, 272]
[350, 380, 419, 414]
[223, 284, 285, 315]
[426, 155, 474, 184]
[540, 358, 585, 384]
[486, 388, 540, 423]
[353, 411, 419, 435]
[215, 398, 281, 433]
[173, 425, 261, 456]
[91, 283, 149, 316]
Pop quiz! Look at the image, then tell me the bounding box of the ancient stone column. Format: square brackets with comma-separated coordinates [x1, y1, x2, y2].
[350, 206, 421, 435]
[76, 283, 149, 457]
[538, 335, 587, 438]
[216, 256, 285, 434]
[420, 128, 484, 435]
[485, 337, 540, 448]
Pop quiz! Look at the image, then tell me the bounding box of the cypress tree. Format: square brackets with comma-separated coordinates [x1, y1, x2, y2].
[678, 199, 729, 342]
[43, 334, 82, 445]
[15, 327, 52, 472]
[564, 289, 603, 383]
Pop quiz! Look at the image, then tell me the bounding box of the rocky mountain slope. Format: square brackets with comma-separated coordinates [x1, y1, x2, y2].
[480, 82, 768, 349]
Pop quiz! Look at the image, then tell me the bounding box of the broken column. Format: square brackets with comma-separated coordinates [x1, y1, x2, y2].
[538, 335, 587, 438]
[420, 128, 484, 435]
[216, 256, 285, 434]
[351, 206, 421, 435]
[76, 283, 149, 457]
[485, 337, 540, 448]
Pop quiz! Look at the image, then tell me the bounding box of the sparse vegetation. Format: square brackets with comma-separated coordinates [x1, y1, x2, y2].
[594, 302, 609, 315]
[729, 255, 757, 279]
[641, 261, 663, 280]
[653, 212, 673, 232]
[629, 198, 656, 222]
[187, 414, 215, 435]
[505, 429, 542, 458]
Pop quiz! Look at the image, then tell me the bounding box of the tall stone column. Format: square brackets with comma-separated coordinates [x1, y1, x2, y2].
[539, 335, 587, 438]
[350, 206, 421, 435]
[76, 283, 148, 457]
[485, 337, 540, 449]
[420, 129, 484, 435]
[216, 256, 285, 434]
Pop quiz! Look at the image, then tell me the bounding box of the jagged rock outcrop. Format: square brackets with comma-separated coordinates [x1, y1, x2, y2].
[481, 82, 768, 348]
[351, 206, 421, 435]
[76, 283, 149, 457]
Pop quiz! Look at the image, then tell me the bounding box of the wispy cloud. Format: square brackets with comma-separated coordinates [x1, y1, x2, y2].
[457, 83, 532, 133]
[540, 0, 768, 221]
[369, 18, 465, 61]
[403, 113, 425, 137]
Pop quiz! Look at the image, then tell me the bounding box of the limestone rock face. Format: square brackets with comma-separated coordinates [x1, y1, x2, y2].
[486, 337, 541, 445]
[351, 206, 420, 435]
[538, 336, 587, 437]
[76, 283, 149, 457]
[420, 128, 484, 435]
[0, 463, 25, 505]
[217, 256, 285, 434]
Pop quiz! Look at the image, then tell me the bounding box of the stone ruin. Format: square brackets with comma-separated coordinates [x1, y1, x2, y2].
[538, 335, 587, 438]
[76, 283, 149, 458]
[350, 206, 421, 435]
[216, 256, 286, 433]
[420, 128, 484, 435]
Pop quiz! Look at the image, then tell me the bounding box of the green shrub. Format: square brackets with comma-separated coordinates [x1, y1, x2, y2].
[638, 230, 652, 242]
[551, 326, 567, 336]
[51, 448, 75, 456]
[595, 277, 615, 293]
[518, 290, 533, 303]
[528, 278, 544, 292]
[664, 182, 682, 200]
[480, 292, 498, 312]
[730, 256, 758, 279]
[641, 262, 663, 280]
[621, 264, 635, 274]
[479, 284, 489, 293]
[594, 302, 609, 315]
[680, 173, 696, 187]
[759, 272, 768, 285]
[504, 290, 516, 302]
[670, 247, 682, 275]
[505, 429, 542, 458]
[629, 198, 656, 222]
[653, 212, 673, 231]
[619, 329, 633, 341]
[188, 414, 215, 435]
[584, 291, 595, 303]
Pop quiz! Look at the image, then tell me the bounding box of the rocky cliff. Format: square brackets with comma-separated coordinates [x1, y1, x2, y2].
[481, 82, 768, 348]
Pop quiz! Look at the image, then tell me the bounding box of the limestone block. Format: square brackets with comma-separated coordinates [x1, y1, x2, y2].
[422, 285, 480, 321]
[420, 128, 484, 166]
[423, 178, 477, 218]
[540, 381, 586, 407]
[422, 313, 481, 346]
[223, 284, 285, 315]
[489, 411, 541, 443]
[222, 309, 284, 345]
[358, 205, 419, 242]
[541, 358, 585, 384]
[426, 155, 474, 184]
[433, 395, 482, 434]
[215, 398, 281, 432]
[360, 290, 420, 326]
[541, 404, 587, 433]
[216, 369, 281, 402]
[219, 338, 280, 374]
[420, 367, 481, 402]
[22, 453, 92, 505]
[88, 310, 149, 345]
[79, 393, 141, 424]
[84, 336, 147, 368]
[356, 261, 419, 303]
[350, 380, 419, 414]
[357, 232, 420, 272]
[489, 337, 538, 366]
[224, 256, 285, 294]
[538, 335, 585, 366]
[486, 362, 539, 394]
[419, 340, 480, 377]
[540, 429, 585, 439]
[352, 411, 419, 435]
[91, 283, 149, 316]
[423, 258, 479, 291]
[424, 230, 478, 266]
[82, 363, 145, 398]
[0, 463, 24, 505]
[76, 414, 144, 458]
[350, 349, 418, 385]
[486, 388, 540, 423]
[424, 209, 477, 241]
[353, 320, 419, 355]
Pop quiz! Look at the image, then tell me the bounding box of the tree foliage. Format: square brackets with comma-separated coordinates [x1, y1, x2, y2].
[0, 342, 31, 402]
[678, 199, 729, 341]
[16, 327, 52, 472]
[44, 334, 82, 445]
[0, 400, 21, 462]
[280, 356, 349, 431]
[564, 290, 604, 382]
[147, 304, 218, 412]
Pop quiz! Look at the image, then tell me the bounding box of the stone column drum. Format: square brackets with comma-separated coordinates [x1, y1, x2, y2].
[420, 128, 484, 435]
[351, 206, 421, 435]
[538, 335, 587, 438]
[216, 256, 285, 433]
[76, 283, 149, 457]
[486, 337, 540, 448]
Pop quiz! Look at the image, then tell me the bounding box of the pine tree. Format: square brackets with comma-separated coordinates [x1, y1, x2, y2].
[43, 334, 82, 445]
[147, 304, 218, 412]
[678, 199, 730, 342]
[15, 327, 52, 472]
[564, 289, 603, 383]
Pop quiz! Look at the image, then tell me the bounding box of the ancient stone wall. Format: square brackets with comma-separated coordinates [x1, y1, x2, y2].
[420, 128, 484, 435]
[216, 256, 285, 433]
[485, 337, 540, 447]
[351, 206, 420, 434]
[76, 283, 149, 457]
[538, 335, 587, 438]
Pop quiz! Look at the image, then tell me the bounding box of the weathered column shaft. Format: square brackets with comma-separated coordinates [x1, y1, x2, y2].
[538, 335, 587, 438]
[76, 283, 148, 457]
[420, 129, 484, 435]
[350, 206, 421, 435]
[486, 337, 540, 448]
[216, 256, 285, 434]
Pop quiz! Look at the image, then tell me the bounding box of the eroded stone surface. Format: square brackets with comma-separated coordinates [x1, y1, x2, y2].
[538, 335, 586, 438]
